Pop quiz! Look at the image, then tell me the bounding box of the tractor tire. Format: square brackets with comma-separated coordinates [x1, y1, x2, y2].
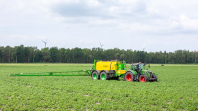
[139, 74, 148, 82]
[91, 71, 100, 80]
[100, 72, 109, 80]
[153, 74, 158, 82]
[124, 72, 134, 82]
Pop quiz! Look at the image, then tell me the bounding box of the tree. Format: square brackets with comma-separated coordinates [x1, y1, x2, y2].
[16, 45, 24, 63]
[168, 52, 175, 64]
[0, 47, 3, 63]
[41, 48, 50, 62]
[24, 47, 30, 63]
[65, 48, 71, 63]
[59, 48, 66, 63]
[50, 47, 59, 63]
[115, 53, 120, 60]
[164, 51, 168, 64]
[120, 54, 125, 61]
[155, 52, 160, 63]
[4, 46, 11, 62]
[29, 47, 37, 63]
[83, 48, 91, 63]
[105, 49, 113, 61]
[0, 44, 196, 64]
[91, 48, 97, 61]
[194, 51, 198, 63]
[73, 47, 84, 63]
[34, 50, 42, 62]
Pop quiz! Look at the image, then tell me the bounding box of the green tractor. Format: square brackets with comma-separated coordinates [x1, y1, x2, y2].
[125, 63, 158, 82]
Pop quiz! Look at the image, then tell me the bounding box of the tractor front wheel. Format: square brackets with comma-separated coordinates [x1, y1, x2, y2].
[100, 72, 109, 80]
[124, 72, 134, 81]
[151, 74, 158, 82]
[91, 71, 100, 80]
[139, 74, 148, 82]
[150, 74, 157, 82]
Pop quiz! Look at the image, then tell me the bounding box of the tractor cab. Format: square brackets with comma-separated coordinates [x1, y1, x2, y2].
[131, 63, 144, 72]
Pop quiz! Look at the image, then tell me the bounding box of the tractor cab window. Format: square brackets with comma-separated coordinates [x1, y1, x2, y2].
[131, 65, 136, 70]
[139, 64, 145, 70]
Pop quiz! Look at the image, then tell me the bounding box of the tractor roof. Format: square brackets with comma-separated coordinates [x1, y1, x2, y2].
[131, 63, 144, 66]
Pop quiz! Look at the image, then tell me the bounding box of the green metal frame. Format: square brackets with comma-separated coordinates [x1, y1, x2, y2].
[93, 60, 99, 70]
[9, 70, 92, 76]
[115, 60, 127, 77]
[9, 60, 100, 77]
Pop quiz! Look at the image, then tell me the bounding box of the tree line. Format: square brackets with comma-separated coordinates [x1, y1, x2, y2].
[0, 45, 198, 64]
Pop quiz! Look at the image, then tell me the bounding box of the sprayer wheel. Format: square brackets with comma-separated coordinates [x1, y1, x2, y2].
[100, 72, 109, 80]
[91, 71, 100, 80]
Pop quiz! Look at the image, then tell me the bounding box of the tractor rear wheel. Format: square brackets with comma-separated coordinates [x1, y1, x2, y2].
[91, 71, 100, 80]
[124, 72, 134, 81]
[100, 72, 109, 80]
[139, 74, 148, 82]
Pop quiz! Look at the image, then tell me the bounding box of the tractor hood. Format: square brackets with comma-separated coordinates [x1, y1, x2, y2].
[146, 70, 152, 73]
[141, 70, 151, 73]
[141, 70, 152, 77]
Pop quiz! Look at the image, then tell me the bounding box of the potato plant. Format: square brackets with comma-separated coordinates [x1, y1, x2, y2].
[0, 63, 198, 110]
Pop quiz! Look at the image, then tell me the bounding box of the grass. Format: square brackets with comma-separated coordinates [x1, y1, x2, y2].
[0, 64, 198, 110]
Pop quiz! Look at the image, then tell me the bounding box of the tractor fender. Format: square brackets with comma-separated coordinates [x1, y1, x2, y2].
[125, 70, 135, 75]
[129, 70, 137, 75]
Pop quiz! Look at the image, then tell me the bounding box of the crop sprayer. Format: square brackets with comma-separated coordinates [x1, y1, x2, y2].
[9, 60, 158, 82]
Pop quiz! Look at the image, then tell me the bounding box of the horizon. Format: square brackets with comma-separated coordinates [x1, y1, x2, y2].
[0, 44, 197, 53]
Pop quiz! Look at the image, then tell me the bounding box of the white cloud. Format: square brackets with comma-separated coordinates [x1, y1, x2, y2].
[179, 15, 198, 30]
[86, 0, 102, 6]
[0, 0, 198, 52]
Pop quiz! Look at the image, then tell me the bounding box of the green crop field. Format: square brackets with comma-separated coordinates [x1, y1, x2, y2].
[0, 63, 198, 110]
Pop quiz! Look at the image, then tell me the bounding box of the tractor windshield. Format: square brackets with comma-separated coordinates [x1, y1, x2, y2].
[139, 64, 145, 70]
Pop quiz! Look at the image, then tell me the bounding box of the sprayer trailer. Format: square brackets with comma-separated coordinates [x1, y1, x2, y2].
[91, 60, 158, 82]
[91, 60, 127, 80]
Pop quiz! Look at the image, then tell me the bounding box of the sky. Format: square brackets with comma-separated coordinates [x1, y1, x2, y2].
[0, 0, 198, 52]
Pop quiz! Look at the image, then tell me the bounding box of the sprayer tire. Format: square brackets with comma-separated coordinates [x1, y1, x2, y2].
[100, 72, 109, 80]
[91, 71, 100, 80]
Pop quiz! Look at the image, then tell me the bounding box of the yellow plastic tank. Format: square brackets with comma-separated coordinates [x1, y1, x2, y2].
[96, 61, 116, 71]
[96, 61, 126, 74]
